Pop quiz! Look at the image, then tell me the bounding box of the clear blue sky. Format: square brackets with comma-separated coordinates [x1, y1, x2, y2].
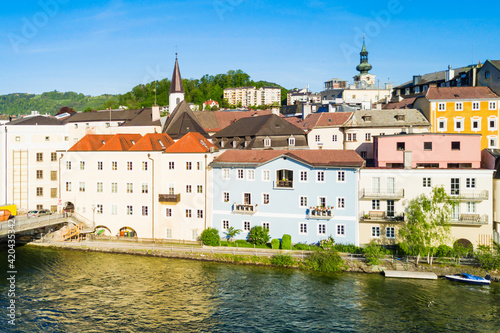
[1, 0, 499, 96]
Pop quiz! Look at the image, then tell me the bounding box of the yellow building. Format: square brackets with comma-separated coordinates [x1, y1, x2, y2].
[414, 86, 500, 149]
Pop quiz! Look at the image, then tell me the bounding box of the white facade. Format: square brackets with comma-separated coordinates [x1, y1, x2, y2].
[307, 128, 345, 150]
[224, 87, 281, 107]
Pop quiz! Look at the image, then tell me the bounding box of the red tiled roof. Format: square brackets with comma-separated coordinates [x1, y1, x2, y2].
[213, 110, 273, 131]
[129, 133, 174, 151]
[98, 134, 143, 151]
[204, 100, 219, 105]
[69, 135, 113, 151]
[165, 132, 217, 153]
[383, 97, 416, 110]
[212, 149, 364, 167]
[426, 86, 500, 100]
[315, 112, 352, 127]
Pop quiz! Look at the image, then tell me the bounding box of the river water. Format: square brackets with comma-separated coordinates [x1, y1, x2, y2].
[1, 246, 499, 332]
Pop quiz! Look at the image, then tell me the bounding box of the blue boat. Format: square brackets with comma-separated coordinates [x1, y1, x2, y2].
[445, 273, 491, 285]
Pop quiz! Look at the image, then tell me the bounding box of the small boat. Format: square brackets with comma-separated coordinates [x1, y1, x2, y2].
[445, 273, 491, 285]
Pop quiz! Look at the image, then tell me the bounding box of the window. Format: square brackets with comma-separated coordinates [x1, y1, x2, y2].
[127, 205, 133, 215]
[489, 101, 497, 110]
[455, 102, 463, 111]
[263, 193, 270, 205]
[471, 118, 481, 131]
[451, 141, 461, 150]
[317, 171, 325, 182]
[347, 133, 357, 142]
[223, 192, 230, 203]
[262, 222, 270, 230]
[264, 138, 271, 147]
[372, 177, 381, 194]
[197, 161, 203, 170]
[288, 137, 295, 146]
[97, 182, 103, 193]
[66, 182, 72, 192]
[142, 161, 148, 171]
[372, 200, 380, 210]
[197, 185, 203, 194]
[386, 227, 395, 239]
[336, 224, 345, 236]
[299, 223, 308, 234]
[237, 169, 244, 179]
[51, 152, 57, 162]
[51, 171, 57, 181]
[262, 170, 270, 181]
[112, 161, 117, 170]
[396, 142, 405, 151]
[79, 161, 85, 170]
[371, 226, 381, 238]
[186, 209, 192, 218]
[423, 177, 431, 187]
[36, 205, 43, 210]
[96, 161, 103, 171]
[142, 206, 149, 216]
[166, 208, 172, 217]
[489, 136, 499, 148]
[454, 118, 464, 132]
[36, 153, 43, 162]
[276, 169, 293, 188]
[451, 178, 460, 195]
[79, 182, 85, 192]
[186, 185, 192, 193]
[222, 220, 229, 230]
[111, 183, 118, 193]
[414, 86, 420, 94]
[488, 117, 497, 131]
[142, 183, 148, 194]
[472, 102, 480, 110]
[466, 178, 476, 189]
[363, 116, 372, 122]
[247, 170, 255, 180]
[222, 169, 230, 180]
[332, 135, 338, 142]
[360, 151, 367, 159]
[365, 133, 371, 142]
[169, 162, 175, 170]
[485, 71, 491, 79]
[127, 183, 133, 194]
[424, 142, 432, 151]
[49, 188, 56, 198]
[405, 88, 410, 95]
[97, 204, 103, 214]
[300, 196, 308, 207]
[15, 136, 20, 142]
[127, 161, 133, 171]
[36, 170, 43, 179]
[300, 171, 308, 182]
[314, 135, 321, 143]
[395, 115, 405, 121]
[337, 197, 345, 209]
[197, 210, 204, 218]
[438, 103, 446, 111]
[466, 202, 476, 213]
[318, 197, 326, 207]
[318, 224, 326, 235]
[243, 221, 251, 231]
[438, 118, 447, 131]
[337, 171, 345, 183]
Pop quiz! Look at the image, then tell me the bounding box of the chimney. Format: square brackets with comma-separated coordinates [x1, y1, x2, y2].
[404, 151, 412, 169]
[152, 105, 160, 122]
[413, 75, 422, 85]
[445, 65, 454, 82]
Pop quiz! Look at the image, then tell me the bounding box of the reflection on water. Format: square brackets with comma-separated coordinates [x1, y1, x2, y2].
[1, 247, 499, 332]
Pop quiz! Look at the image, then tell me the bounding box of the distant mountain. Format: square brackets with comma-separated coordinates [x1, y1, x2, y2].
[0, 70, 288, 115]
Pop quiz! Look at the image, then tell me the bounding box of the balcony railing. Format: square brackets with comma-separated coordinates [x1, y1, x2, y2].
[359, 189, 404, 200]
[276, 180, 293, 188]
[158, 194, 181, 204]
[451, 214, 488, 226]
[450, 190, 489, 201]
[307, 208, 333, 220]
[360, 211, 405, 223]
[233, 204, 257, 215]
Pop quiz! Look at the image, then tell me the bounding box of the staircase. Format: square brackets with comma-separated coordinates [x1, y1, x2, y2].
[61, 223, 85, 241]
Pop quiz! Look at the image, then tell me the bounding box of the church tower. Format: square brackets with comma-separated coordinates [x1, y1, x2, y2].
[354, 39, 375, 86]
[169, 54, 185, 111]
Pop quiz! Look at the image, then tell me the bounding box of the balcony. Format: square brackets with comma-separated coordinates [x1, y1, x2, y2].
[451, 190, 489, 201]
[360, 211, 405, 223]
[451, 214, 488, 226]
[359, 189, 404, 200]
[233, 204, 257, 215]
[307, 207, 333, 220]
[158, 194, 181, 204]
[275, 179, 293, 189]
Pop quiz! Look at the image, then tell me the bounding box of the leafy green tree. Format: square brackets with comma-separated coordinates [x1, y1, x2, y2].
[248, 226, 270, 245]
[200, 228, 220, 246]
[399, 186, 458, 265]
[225, 226, 241, 242]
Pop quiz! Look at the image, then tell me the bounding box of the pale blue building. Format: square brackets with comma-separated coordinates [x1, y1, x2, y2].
[210, 150, 364, 245]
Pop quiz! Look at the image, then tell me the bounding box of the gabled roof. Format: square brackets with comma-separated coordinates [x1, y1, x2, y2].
[211, 149, 364, 168]
[162, 100, 210, 139]
[383, 97, 417, 110]
[425, 86, 500, 100]
[129, 133, 174, 151]
[315, 112, 353, 128]
[486, 60, 500, 71]
[98, 134, 143, 151]
[120, 108, 162, 127]
[164, 132, 217, 153]
[395, 66, 473, 89]
[213, 114, 305, 138]
[63, 109, 141, 123]
[344, 109, 429, 128]
[283, 113, 321, 131]
[169, 57, 185, 94]
[7, 115, 62, 126]
[69, 135, 114, 151]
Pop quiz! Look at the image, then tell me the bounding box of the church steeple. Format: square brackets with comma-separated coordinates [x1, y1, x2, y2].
[356, 39, 372, 75]
[169, 53, 185, 111]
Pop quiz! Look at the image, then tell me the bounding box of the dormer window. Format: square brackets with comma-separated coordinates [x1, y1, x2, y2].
[414, 86, 420, 94]
[395, 115, 405, 121]
[105, 123, 110, 128]
[264, 137, 271, 147]
[288, 137, 295, 146]
[220, 140, 225, 148]
[131, 140, 135, 145]
[158, 140, 165, 149]
[363, 116, 372, 122]
[74, 124, 78, 129]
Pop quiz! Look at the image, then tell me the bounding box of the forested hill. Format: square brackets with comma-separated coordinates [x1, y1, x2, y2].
[0, 70, 289, 115]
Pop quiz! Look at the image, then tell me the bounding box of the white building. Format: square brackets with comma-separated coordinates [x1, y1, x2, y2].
[224, 86, 281, 107]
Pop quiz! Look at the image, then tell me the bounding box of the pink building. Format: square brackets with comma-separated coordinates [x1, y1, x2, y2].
[374, 133, 481, 168]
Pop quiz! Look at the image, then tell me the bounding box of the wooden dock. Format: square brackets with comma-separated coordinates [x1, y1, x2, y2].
[383, 270, 438, 280]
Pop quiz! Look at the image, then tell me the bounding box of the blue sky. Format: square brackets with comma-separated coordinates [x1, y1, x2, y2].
[1, 0, 499, 96]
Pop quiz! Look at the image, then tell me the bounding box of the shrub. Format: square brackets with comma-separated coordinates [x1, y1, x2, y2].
[293, 243, 310, 251]
[281, 234, 292, 250]
[271, 239, 280, 249]
[453, 243, 473, 258]
[248, 226, 270, 245]
[333, 243, 363, 254]
[200, 228, 220, 246]
[303, 250, 345, 272]
[270, 254, 295, 267]
[475, 245, 500, 270]
[363, 241, 389, 266]
[435, 244, 454, 257]
[319, 236, 334, 250]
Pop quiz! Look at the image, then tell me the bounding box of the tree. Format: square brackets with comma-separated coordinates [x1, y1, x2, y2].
[399, 186, 458, 265]
[248, 226, 270, 245]
[201, 228, 220, 246]
[225, 226, 241, 242]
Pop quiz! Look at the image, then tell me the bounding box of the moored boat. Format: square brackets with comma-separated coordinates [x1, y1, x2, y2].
[445, 273, 491, 285]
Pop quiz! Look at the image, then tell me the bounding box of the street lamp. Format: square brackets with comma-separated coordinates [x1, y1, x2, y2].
[91, 204, 96, 232]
